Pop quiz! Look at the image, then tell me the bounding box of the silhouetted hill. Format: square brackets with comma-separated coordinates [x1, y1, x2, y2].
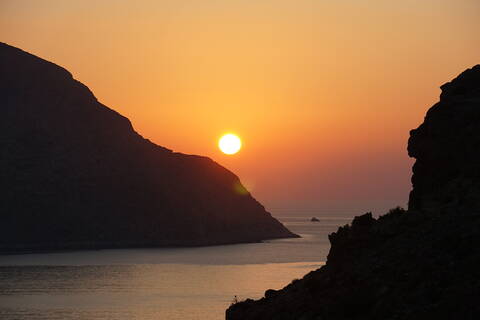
[0, 42, 297, 252]
[227, 65, 480, 320]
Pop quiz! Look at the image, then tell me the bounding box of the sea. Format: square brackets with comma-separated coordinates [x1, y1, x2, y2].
[0, 215, 352, 320]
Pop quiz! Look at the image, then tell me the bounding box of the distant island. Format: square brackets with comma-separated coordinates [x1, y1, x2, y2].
[0, 42, 297, 252]
[227, 65, 480, 319]
[310, 217, 319, 222]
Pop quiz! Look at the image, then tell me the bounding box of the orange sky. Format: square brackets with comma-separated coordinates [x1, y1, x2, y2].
[1, 0, 479, 216]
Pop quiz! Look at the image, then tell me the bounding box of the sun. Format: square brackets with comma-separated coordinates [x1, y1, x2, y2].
[219, 133, 242, 155]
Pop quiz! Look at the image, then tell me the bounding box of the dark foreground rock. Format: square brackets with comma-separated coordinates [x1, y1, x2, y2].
[227, 66, 480, 320]
[0, 42, 297, 252]
[408, 65, 480, 213]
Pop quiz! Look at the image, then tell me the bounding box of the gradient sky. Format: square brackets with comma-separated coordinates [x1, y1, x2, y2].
[1, 0, 479, 216]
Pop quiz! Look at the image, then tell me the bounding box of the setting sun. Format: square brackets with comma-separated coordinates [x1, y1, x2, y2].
[219, 133, 242, 155]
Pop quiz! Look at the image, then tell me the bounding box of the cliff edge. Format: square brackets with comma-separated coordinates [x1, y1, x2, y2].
[408, 65, 480, 213]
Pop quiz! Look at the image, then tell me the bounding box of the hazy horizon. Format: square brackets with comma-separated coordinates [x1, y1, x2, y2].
[2, 0, 479, 215]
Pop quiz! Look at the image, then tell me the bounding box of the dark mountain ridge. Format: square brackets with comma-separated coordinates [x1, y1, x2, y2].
[0, 42, 297, 252]
[227, 65, 480, 319]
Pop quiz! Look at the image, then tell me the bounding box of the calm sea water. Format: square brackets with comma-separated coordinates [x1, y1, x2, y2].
[0, 216, 351, 320]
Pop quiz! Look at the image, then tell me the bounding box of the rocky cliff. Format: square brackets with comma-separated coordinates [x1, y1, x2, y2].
[408, 65, 480, 213]
[0, 42, 297, 252]
[227, 66, 480, 320]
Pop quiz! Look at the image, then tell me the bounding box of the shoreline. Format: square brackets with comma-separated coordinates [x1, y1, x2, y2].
[0, 233, 301, 256]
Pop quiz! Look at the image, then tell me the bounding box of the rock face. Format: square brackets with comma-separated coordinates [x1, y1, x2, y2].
[0, 42, 297, 252]
[227, 66, 480, 320]
[408, 65, 480, 212]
